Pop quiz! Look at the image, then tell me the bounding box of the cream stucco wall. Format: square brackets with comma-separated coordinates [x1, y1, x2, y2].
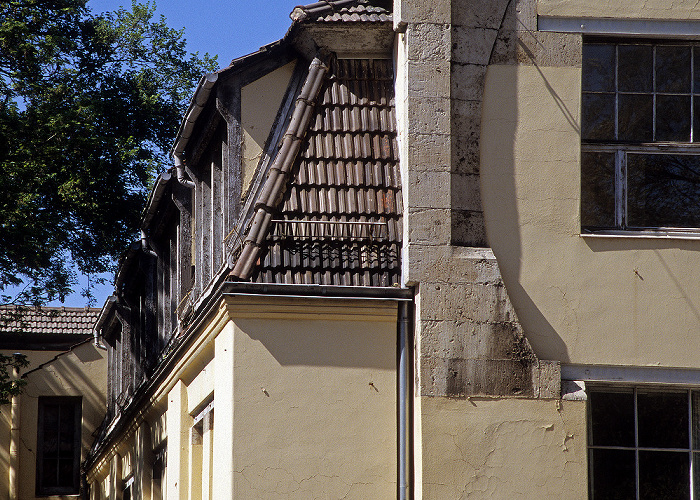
[5, 341, 107, 500]
[227, 297, 398, 499]
[421, 397, 587, 499]
[240, 61, 296, 197]
[88, 296, 398, 500]
[481, 63, 700, 368]
[538, 0, 700, 19]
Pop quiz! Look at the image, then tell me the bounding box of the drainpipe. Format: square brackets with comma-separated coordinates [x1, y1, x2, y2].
[140, 230, 158, 258]
[398, 300, 412, 500]
[174, 156, 195, 189]
[9, 364, 21, 500]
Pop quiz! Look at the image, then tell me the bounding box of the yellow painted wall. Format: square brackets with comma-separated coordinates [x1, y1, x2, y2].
[12, 341, 107, 500]
[240, 61, 296, 197]
[421, 397, 587, 499]
[481, 63, 700, 367]
[227, 297, 398, 499]
[538, 0, 700, 19]
[88, 296, 398, 500]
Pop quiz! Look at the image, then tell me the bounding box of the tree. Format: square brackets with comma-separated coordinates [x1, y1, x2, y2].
[0, 353, 28, 405]
[0, 0, 217, 305]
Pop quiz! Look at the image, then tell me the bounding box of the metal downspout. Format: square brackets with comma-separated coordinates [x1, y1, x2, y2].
[398, 300, 412, 500]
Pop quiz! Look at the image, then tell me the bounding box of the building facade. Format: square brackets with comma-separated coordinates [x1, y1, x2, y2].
[0, 306, 106, 500]
[87, 0, 700, 498]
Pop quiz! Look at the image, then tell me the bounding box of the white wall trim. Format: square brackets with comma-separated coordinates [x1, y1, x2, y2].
[563, 364, 700, 386]
[539, 16, 700, 37]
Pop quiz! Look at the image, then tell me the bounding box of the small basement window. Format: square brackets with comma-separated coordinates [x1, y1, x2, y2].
[581, 40, 700, 232]
[588, 387, 700, 499]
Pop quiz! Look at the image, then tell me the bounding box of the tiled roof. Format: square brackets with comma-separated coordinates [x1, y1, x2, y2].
[290, 0, 392, 23]
[0, 306, 100, 335]
[231, 56, 401, 287]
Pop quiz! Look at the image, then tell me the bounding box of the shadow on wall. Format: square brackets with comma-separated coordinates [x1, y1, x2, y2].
[476, 0, 572, 362]
[237, 318, 396, 370]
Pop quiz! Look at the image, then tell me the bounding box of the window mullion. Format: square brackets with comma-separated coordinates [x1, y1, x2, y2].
[615, 150, 626, 228]
[690, 389, 694, 500]
[653, 46, 657, 141]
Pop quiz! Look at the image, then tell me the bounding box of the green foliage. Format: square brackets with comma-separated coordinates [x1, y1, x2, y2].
[0, 353, 29, 405]
[0, 0, 217, 305]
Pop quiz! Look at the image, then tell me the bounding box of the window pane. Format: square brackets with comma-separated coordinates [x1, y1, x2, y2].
[694, 452, 700, 497]
[627, 154, 700, 228]
[639, 450, 690, 500]
[589, 390, 635, 447]
[693, 97, 700, 143]
[619, 44, 653, 92]
[589, 449, 636, 500]
[656, 95, 691, 142]
[581, 152, 616, 228]
[619, 94, 653, 142]
[43, 458, 58, 487]
[656, 45, 691, 93]
[638, 391, 688, 448]
[693, 47, 700, 93]
[692, 392, 700, 449]
[583, 44, 616, 92]
[582, 93, 615, 141]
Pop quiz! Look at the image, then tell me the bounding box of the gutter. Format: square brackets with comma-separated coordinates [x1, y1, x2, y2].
[84, 281, 414, 472]
[170, 72, 219, 185]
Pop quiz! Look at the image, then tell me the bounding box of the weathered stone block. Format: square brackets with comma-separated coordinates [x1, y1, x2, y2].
[490, 30, 582, 67]
[407, 96, 451, 136]
[451, 0, 510, 30]
[452, 208, 487, 247]
[394, 0, 451, 26]
[451, 62, 486, 101]
[406, 23, 451, 62]
[534, 360, 562, 399]
[406, 245, 503, 285]
[419, 281, 519, 324]
[500, 0, 537, 32]
[451, 172, 482, 212]
[451, 26, 499, 66]
[407, 132, 451, 172]
[407, 59, 451, 99]
[408, 169, 451, 209]
[452, 131, 480, 175]
[421, 356, 536, 397]
[407, 208, 452, 245]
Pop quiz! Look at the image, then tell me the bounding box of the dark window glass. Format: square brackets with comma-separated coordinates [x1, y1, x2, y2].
[639, 451, 690, 500]
[693, 96, 700, 142]
[582, 41, 700, 231]
[637, 391, 688, 448]
[581, 152, 616, 228]
[656, 45, 692, 93]
[589, 449, 636, 500]
[36, 397, 81, 496]
[619, 45, 653, 92]
[582, 93, 616, 141]
[583, 44, 616, 92]
[656, 95, 691, 141]
[589, 390, 635, 446]
[627, 154, 700, 228]
[619, 94, 653, 141]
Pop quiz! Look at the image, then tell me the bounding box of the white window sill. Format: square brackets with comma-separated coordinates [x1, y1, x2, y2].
[581, 230, 700, 241]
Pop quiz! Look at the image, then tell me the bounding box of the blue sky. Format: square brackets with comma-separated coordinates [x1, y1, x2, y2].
[90, 0, 301, 69]
[44, 0, 302, 307]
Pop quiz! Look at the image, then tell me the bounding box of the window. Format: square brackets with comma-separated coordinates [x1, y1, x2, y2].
[581, 40, 700, 231]
[36, 397, 81, 496]
[588, 387, 700, 499]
